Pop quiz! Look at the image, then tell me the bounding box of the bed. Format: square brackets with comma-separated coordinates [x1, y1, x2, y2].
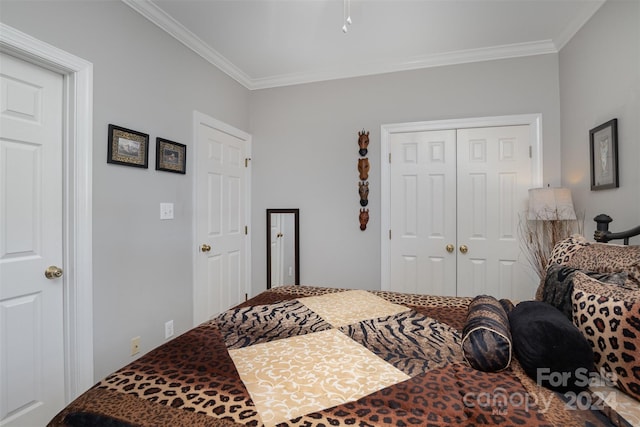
[48, 216, 640, 427]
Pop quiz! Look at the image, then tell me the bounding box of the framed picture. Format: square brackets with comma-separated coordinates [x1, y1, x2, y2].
[589, 118, 619, 190]
[156, 138, 186, 174]
[107, 124, 149, 168]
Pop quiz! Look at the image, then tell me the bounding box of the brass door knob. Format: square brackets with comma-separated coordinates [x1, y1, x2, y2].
[201, 244, 211, 252]
[459, 245, 468, 254]
[45, 265, 63, 279]
[446, 244, 454, 253]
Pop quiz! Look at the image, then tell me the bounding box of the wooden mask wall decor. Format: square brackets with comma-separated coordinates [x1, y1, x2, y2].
[357, 129, 370, 231]
[359, 208, 369, 231]
[358, 130, 370, 156]
[358, 158, 370, 181]
[358, 181, 369, 206]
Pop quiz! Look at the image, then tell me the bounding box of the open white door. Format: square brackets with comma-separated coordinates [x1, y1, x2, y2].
[193, 113, 251, 325]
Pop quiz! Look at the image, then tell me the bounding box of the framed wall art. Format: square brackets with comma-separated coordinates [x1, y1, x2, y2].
[589, 118, 618, 191]
[156, 138, 186, 174]
[107, 124, 149, 168]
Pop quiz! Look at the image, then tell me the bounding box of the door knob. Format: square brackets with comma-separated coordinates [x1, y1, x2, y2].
[45, 265, 63, 279]
[459, 245, 468, 254]
[446, 244, 454, 253]
[201, 244, 211, 252]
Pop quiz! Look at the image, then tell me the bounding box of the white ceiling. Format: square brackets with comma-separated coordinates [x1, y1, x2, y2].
[124, 0, 605, 90]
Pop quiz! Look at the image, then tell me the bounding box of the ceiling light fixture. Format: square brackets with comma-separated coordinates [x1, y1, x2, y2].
[342, 0, 352, 33]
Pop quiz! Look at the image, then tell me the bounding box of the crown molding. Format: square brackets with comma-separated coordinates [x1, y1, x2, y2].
[250, 40, 557, 90]
[124, 0, 561, 90]
[553, 0, 605, 51]
[122, 0, 253, 88]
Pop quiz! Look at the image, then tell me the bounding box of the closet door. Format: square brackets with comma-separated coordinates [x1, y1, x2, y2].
[456, 125, 532, 300]
[388, 125, 533, 300]
[389, 130, 457, 295]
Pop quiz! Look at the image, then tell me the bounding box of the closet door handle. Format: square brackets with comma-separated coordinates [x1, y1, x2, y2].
[45, 265, 63, 279]
[459, 245, 468, 254]
[446, 244, 454, 253]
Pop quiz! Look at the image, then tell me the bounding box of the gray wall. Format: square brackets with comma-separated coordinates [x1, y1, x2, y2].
[560, 0, 640, 243]
[1, 1, 250, 380]
[249, 54, 562, 297]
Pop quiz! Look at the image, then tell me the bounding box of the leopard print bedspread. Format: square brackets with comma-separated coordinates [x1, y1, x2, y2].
[48, 286, 621, 427]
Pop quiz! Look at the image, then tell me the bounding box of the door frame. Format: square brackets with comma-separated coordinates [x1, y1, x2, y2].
[380, 114, 542, 290]
[0, 24, 94, 401]
[192, 111, 252, 326]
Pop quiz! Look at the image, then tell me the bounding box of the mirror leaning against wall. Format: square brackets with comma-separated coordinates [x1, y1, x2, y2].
[266, 209, 299, 289]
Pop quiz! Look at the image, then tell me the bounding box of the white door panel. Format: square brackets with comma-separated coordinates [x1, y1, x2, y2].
[389, 130, 457, 296]
[0, 53, 65, 426]
[194, 116, 250, 325]
[456, 126, 532, 300]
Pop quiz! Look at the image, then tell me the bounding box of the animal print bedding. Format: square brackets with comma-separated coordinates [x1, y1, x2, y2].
[48, 286, 629, 427]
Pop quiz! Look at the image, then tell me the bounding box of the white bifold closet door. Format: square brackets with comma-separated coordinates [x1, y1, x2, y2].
[389, 125, 533, 301]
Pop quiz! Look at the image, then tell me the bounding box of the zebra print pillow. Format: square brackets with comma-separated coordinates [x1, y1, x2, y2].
[461, 295, 512, 372]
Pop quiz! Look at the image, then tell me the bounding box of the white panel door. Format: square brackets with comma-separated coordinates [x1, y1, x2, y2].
[388, 125, 533, 301]
[0, 53, 65, 426]
[194, 117, 250, 325]
[456, 125, 532, 300]
[389, 130, 457, 295]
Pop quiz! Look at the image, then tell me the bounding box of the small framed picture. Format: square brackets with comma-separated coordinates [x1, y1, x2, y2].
[107, 124, 149, 168]
[589, 118, 619, 191]
[156, 138, 186, 174]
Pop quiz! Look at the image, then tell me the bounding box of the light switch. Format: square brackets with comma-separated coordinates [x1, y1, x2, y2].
[160, 202, 174, 220]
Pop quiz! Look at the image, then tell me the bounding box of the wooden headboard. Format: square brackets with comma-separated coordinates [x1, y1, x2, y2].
[594, 214, 640, 244]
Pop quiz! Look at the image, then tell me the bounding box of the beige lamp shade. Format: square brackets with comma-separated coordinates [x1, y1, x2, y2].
[527, 187, 577, 220]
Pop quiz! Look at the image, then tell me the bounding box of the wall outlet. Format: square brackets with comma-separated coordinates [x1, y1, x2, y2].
[164, 320, 174, 339]
[131, 336, 140, 356]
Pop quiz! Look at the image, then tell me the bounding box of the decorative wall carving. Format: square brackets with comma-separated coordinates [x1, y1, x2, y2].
[357, 130, 370, 230]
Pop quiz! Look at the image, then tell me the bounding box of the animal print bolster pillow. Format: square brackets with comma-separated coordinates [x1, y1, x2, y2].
[462, 295, 512, 372]
[572, 272, 640, 401]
